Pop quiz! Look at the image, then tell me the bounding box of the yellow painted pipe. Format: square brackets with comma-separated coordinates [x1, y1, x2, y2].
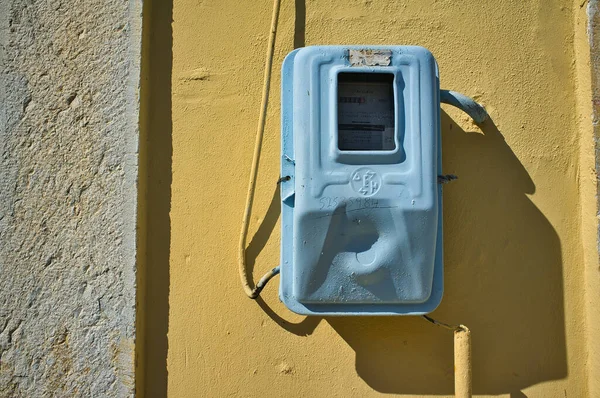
[454, 325, 472, 398]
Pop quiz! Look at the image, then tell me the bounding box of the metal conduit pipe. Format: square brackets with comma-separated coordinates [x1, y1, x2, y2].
[455, 326, 472, 398]
[440, 89, 489, 124]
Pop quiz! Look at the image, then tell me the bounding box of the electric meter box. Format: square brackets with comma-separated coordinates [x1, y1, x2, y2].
[280, 46, 443, 315]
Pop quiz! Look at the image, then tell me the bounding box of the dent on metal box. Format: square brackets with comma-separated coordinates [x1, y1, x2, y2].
[279, 46, 443, 315]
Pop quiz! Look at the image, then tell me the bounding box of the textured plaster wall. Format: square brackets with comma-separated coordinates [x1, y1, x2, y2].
[583, 1, 600, 396]
[0, 0, 142, 396]
[141, 0, 599, 397]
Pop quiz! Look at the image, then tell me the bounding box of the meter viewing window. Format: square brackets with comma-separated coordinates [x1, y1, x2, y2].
[337, 72, 395, 151]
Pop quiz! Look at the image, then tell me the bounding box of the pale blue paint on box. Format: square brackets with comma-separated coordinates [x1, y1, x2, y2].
[280, 46, 443, 315]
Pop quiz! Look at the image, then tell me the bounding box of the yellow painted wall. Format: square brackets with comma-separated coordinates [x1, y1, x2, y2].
[142, 0, 598, 396]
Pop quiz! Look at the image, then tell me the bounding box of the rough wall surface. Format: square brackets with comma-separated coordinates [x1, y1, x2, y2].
[0, 0, 141, 396]
[584, 1, 600, 396]
[156, 0, 593, 397]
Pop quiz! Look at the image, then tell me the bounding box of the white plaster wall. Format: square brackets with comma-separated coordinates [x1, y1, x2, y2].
[0, 0, 141, 396]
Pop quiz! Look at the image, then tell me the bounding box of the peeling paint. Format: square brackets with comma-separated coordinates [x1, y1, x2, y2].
[349, 49, 391, 67]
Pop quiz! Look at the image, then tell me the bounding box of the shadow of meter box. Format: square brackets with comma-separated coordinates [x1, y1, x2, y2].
[280, 46, 443, 315]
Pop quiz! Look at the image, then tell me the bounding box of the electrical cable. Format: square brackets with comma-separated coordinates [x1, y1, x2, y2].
[238, 0, 282, 299]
